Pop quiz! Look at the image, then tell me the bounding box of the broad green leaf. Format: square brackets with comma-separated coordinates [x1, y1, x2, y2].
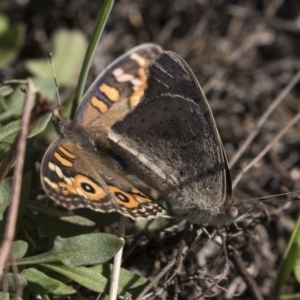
[0, 85, 13, 99]
[147, 216, 178, 232]
[12, 240, 28, 260]
[21, 268, 75, 295]
[40, 263, 148, 297]
[25, 29, 88, 87]
[94, 263, 148, 296]
[59, 215, 96, 226]
[0, 19, 25, 68]
[3, 83, 27, 117]
[0, 292, 9, 300]
[72, 209, 119, 228]
[0, 13, 9, 36]
[2, 78, 55, 121]
[32, 77, 56, 100]
[0, 177, 12, 219]
[42, 263, 108, 293]
[17, 233, 124, 267]
[0, 113, 51, 144]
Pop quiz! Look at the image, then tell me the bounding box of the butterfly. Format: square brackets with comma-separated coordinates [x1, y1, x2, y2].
[41, 44, 166, 220]
[108, 51, 251, 226]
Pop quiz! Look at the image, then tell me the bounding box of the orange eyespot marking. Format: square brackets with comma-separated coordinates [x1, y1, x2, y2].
[108, 186, 139, 208]
[100, 83, 120, 102]
[91, 96, 108, 113]
[54, 152, 73, 167]
[74, 174, 106, 201]
[129, 68, 147, 108]
[58, 146, 75, 159]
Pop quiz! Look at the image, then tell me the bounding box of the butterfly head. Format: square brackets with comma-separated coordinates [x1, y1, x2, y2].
[50, 109, 73, 137]
[210, 200, 252, 227]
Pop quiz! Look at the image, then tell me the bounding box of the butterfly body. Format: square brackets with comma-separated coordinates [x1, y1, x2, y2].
[41, 44, 250, 225]
[41, 44, 165, 220]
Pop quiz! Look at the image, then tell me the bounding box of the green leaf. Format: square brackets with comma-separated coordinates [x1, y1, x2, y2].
[1, 78, 55, 122]
[0, 113, 51, 144]
[0, 292, 9, 300]
[59, 214, 96, 226]
[148, 216, 178, 233]
[0, 13, 9, 37]
[126, 216, 177, 237]
[40, 263, 149, 297]
[21, 268, 75, 295]
[25, 29, 88, 87]
[280, 294, 300, 300]
[0, 18, 25, 68]
[12, 240, 28, 260]
[270, 215, 300, 299]
[0, 84, 13, 99]
[42, 263, 108, 293]
[71, 0, 114, 115]
[294, 256, 300, 283]
[94, 263, 148, 296]
[17, 233, 124, 267]
[0, 177, 12, 220]
[32, 77, 56, 100]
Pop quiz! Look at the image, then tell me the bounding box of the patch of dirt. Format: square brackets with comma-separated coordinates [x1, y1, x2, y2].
[2, 0, 300, 299]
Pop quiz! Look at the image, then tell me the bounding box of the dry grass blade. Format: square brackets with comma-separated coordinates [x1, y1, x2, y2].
[0, 79, 37, 279]
[232, 108, 300, 189]
[229, 69, 300, 170]
[109, 215, 126, 300]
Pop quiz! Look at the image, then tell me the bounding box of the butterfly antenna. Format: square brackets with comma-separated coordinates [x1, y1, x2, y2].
[247, 189, 300, 203]
[48, 53, 62, 107]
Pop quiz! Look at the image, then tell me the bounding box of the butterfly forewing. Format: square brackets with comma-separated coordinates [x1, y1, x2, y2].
[109, 51, 231, 224]
[75, 44, 163, 132]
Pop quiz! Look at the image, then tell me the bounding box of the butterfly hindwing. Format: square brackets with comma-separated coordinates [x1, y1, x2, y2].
[41, 137, 164, 220]
[41, 138, 117, 213]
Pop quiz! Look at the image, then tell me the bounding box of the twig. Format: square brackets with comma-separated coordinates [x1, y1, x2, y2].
[195, 231, 230, 299]
[230, 69, 300, 170]
[0, 79, 36, 280]
[202, 26, 273, 94]
[265, 0, 284, 19]
[228, 245, 264, 300]
[232, 108, 300, 189]
[109, 215, 126, 300]
[137, 228, 203, 300]
[138, 258, 176, 300]
[0, 89, 51, 181]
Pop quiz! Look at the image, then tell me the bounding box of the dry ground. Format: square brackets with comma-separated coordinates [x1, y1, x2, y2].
[1, 0, 300, 299]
